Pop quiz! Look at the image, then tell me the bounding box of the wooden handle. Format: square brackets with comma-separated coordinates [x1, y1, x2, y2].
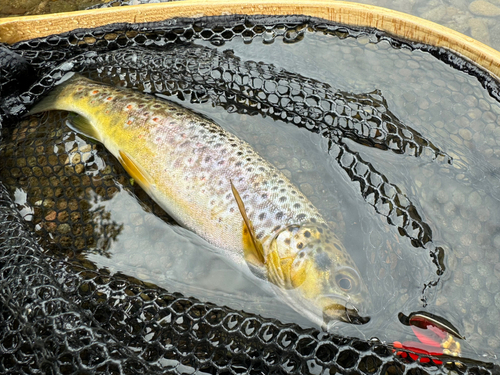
[1, 0, 499, 79]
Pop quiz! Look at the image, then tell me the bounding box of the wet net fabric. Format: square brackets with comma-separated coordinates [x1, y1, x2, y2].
[1, 12, 499, 375]
[3, 177, 396, 375]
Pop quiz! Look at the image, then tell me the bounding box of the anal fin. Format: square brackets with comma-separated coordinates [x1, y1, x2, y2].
[66, 113, 101, 142]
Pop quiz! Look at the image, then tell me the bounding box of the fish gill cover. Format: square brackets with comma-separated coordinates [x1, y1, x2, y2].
[0, 10, 499, 375]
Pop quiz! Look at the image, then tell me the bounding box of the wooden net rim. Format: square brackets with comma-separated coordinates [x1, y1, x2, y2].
[0, 0, 499, 79]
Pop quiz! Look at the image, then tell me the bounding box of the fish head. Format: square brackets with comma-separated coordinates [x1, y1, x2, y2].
[267, 224, 371, 326]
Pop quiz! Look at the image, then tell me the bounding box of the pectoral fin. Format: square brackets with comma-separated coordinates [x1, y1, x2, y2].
[267, 242, 295, 289]
[230, 180, 265, 267]
[118, 150, 153, 192]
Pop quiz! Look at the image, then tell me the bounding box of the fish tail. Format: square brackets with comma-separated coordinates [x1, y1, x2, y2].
[28, 74, 102, 142]
[28, 74, 85, 115]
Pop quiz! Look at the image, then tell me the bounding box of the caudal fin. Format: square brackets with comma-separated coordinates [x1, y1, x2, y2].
[28, 74, 85, 115]
[28, 74, 102, 142]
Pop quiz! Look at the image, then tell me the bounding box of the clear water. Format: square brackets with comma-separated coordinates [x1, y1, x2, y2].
[10, 29, 500, 364]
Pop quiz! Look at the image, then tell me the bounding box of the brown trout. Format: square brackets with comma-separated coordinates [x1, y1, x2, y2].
[29, 74, 370, 326]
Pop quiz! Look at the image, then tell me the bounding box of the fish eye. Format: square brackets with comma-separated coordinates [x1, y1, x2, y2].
[333, 267, 361, 294]
[336, 276, 352, 291]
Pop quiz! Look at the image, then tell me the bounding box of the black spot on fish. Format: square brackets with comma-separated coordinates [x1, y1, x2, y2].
[315, 253, 332, 271]
[235, 161, 242, 167]
[293, 203, 301, 209]
[261, 193, 268, 199]
[258, 213, 266, 220]
[304, 231, 311, 238]
[317, 227, 323, 233]
[334, 243, 343, 251]
[310, 217, 317, 223]
[296, 214, 306, 221]
[272, 225, 281, 232]
[297, 242, 303, 250]
[279, 196, 287, 202]
[275, 212, 284, 220]
[256, 231, 264, 239]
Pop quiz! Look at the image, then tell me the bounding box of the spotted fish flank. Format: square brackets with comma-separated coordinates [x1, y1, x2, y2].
[29, 74, 370, 326]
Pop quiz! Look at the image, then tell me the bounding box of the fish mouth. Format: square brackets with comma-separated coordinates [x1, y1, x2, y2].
[319, 295, 371, 326]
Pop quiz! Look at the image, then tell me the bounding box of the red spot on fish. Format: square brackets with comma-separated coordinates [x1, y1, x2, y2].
[127, 120, 133, 125]
[152, 117, 159, 122]
[92, 90, 99, 95]
[138, 135, 143, 139]
[106, 96, 113, 101]
[126, 104, 133, 110]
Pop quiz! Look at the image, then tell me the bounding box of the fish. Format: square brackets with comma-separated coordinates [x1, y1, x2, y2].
[29, 73, 370, 326]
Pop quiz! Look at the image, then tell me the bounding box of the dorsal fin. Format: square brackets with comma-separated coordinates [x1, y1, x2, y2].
[230, 180, 265, 266]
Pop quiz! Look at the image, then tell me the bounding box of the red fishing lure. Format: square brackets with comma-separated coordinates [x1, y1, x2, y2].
[393, 312, 463, 365]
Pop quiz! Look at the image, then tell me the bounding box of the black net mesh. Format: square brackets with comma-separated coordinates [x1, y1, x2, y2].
[1, 12, 499, 375]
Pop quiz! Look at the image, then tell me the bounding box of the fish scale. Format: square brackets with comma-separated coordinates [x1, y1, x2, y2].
[29, 74, 370, 326]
